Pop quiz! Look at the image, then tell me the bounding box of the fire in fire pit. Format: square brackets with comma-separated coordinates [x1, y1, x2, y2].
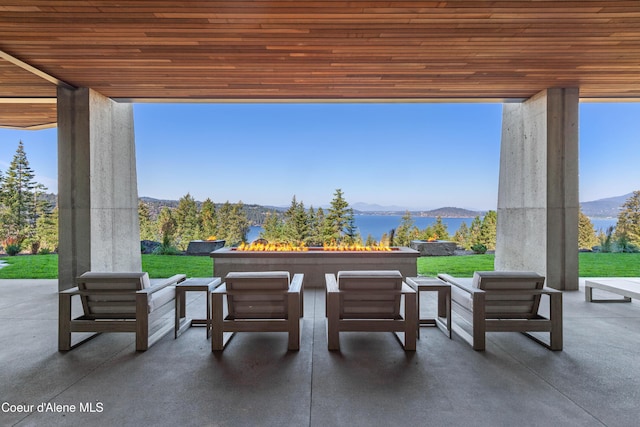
[235, 242, 392, 252]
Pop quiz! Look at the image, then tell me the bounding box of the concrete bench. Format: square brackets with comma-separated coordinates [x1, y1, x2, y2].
[585, 279, 640, 303]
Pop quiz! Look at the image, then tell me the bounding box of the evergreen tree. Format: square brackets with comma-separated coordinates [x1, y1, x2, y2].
[284, 195, 309, 244]
[0, 141, 44, 241]
[453, 221, 471, 249]
[479, 210, 497, 249]
[35, 207, 58, 253]
[156, 206, 177, 249]
[578, 209, 598, 250]
[394, 211, 415, 246]
[615, 190, 640, 247]
[174, 193, 201, 250]
[308, 206, 325, 246]
[324, 189, 354, 244]
[260, 211, 285, 243]
[138, 201, 156, 241]
[200, 198, 217, 239]
[432, 216, 450, 241]
[469, 215, 483, 246]
[215, 201, 250, 245]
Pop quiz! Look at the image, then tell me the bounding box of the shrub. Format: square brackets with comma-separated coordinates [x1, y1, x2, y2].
[471, 243, 487, 254]
[5, 244, 22, 256]
[38, 248, 52, 255]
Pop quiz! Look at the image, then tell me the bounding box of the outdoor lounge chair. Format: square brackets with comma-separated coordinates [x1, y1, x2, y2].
[325, 270, 417, 351]
[211, 271, 304, 351]
[437, 271, 562, 351]
[59, 272, 186, 351]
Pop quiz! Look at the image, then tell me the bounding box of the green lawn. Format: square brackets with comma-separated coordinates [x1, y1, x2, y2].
[1, 252, 639, 280]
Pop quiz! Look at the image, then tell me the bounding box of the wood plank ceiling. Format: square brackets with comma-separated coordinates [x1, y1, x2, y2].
[1, 1, 640, 129]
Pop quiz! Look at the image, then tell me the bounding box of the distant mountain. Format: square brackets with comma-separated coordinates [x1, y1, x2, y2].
[580, 193, 632, 218]
[352, 202, 409, 212]
[412, 207, 483, 218]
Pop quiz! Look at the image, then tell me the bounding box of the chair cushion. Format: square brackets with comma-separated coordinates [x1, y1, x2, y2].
[337, 270, 403, 290]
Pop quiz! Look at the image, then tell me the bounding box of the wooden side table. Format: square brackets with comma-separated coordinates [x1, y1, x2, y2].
[406, 277, 452, 339]
[175, 277, 222, 339]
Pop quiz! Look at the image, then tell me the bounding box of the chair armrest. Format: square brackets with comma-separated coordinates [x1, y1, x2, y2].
[212, 283, 228, 294]
[325, 274, 339, 293]
[59, 287, 80, 295]
[289, 274, 304, 293]
[138, 274, 187, 295]
[401, 282, 417, 294]
[208, 277, 223, 290]
[437, 274, 481, 294]
[542, 287, 562, 295]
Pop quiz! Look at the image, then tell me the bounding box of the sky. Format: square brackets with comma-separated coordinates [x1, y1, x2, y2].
[0, 102, 638, 211]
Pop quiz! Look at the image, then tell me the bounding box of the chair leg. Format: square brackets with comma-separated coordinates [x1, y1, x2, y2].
[135, 294, 149, 351]
[58, 293, 72, 351]
[472, 292, 486, 351]
[549, 292, 563, 351]
[327, 292, 340, 351]
[403, 292, 417, 351]
[288, 292, 300, 351]
[212, 292, 225, 351]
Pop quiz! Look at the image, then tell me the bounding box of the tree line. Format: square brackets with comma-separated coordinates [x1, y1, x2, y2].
[3, 140, 640, 255]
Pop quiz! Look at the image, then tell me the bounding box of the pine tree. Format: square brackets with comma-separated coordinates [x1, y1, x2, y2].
[453, 221, 471, 249]
[0, 141, 44, 242]
[394, 211, 415, 246]
[615, 190, 640, 247]
[156, 206, 177, 251]
[479, 210, 497, 249]
[138, 201, 156, 241]
[324, 189, 354, 244]
[578, 209, 598, 250]
[469, 215, 483, 246]
[432, 216, 450, 241]
[174, 193, 201, 250]
[307, 206, 325, 246]
[35, 207, 58, 253]
[284, 195, 309, 244]
[200, 198, 217, 239]
[260, 211, 285, 243]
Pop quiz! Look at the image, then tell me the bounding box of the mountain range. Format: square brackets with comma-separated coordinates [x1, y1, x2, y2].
[43, 192, 634, 220]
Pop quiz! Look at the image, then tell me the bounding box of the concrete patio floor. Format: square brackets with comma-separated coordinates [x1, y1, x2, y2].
[1, 279, 639, 427]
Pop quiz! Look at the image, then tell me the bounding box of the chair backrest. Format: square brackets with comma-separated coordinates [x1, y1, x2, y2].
[225, 271, 291, 319]
[76, 272, 151, 319]
[473, 271, 545, 318]
[337, 270, 403, 319]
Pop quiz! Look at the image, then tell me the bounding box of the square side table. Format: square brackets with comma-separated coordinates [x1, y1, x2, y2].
[406, 277, 451, 339]
[175, 277, 222, 339]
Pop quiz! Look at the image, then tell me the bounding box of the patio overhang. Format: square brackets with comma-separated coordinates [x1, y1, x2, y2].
[1, 1, 640, 129]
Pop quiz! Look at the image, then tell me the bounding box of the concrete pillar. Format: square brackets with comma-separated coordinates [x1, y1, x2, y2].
[496, 88, 579, 290]
[57, 87, 141, 290]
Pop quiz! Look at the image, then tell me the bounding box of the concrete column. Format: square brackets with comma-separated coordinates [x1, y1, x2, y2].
[495, 88, 579, 291]
[57, 87, 141, 290]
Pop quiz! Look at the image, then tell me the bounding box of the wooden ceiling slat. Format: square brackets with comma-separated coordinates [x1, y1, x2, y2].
[1, 1, 640, 128]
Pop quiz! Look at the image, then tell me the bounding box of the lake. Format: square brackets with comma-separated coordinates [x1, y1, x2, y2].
[246, 215, 618, 242]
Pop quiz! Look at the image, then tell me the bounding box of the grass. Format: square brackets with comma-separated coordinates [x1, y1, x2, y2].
[1, 252, 640, 280]
[0, 254, 212, 279]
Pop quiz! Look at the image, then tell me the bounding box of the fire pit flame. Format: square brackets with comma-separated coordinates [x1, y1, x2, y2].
[235, 242, 392, 252]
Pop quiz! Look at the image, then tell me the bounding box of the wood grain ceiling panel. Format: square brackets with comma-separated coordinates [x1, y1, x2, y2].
[0, 1, 639, 128]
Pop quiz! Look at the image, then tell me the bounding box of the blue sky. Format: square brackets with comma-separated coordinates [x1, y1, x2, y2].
[0, 102, 638, 211]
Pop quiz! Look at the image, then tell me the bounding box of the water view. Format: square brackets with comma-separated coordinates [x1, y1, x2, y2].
[247, 215, 618, 243]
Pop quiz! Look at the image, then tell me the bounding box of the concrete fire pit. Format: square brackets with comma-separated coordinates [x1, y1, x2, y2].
[211, 246, 419, 288]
